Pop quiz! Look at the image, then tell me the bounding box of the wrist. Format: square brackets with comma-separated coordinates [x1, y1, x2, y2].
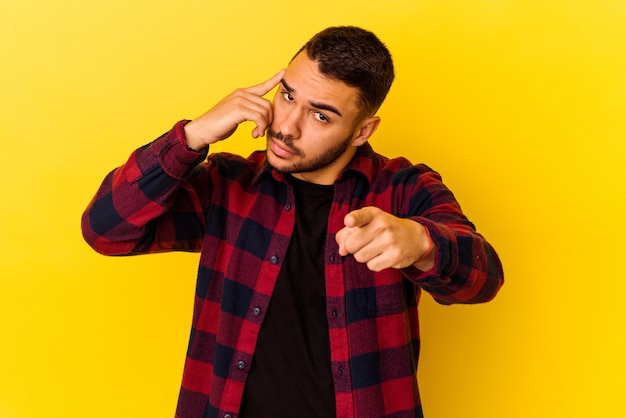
[413, 224, 436, 269]
[183, 121, 210, 151]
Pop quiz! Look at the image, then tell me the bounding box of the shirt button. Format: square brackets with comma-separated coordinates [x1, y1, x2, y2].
[252, 307, 261, 316]
[285, 203, 292, 211]
[332, 310, 338, 318]
[237, 360, 246, 370]
[330, 255, 335, 263]
[270, 255, 279, 264]
[224, 415, 232, 418]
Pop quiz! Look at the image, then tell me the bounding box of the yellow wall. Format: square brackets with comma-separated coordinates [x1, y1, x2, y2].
[1, 1, 624, 417]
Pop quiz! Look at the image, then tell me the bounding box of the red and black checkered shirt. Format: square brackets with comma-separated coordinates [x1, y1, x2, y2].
[82, 120, 504, 418]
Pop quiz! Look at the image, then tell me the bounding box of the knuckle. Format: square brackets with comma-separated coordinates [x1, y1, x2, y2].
[230, 89, 243, 100]
[390, 247, 403, 262]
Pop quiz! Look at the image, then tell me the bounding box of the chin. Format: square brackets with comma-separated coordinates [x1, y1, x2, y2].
[266, 150, 294, 174]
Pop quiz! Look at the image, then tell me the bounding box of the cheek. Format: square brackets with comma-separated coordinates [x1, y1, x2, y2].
[301, 129, 345, 154]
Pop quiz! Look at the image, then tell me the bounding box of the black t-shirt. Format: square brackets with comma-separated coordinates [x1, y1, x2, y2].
[239, 176, 336, 417]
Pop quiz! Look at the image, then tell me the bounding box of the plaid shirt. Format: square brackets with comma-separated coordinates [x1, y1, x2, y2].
[82, 120, 504, 418]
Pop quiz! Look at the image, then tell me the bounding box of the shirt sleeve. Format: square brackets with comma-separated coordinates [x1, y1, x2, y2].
[400, 166, 504, 305]
[81, 120, 210, 256]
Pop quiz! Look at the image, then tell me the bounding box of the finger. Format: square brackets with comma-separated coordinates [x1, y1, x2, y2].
[337, 224, 376, 257]
[252, 108, 273, 138]
[366, 256, 386, 273]
[236, 98, 273, 138]
[344, 207, 379, 228]
[354, 237, 403, 272]
[247, 69, 286, 97]
[220, 91, 274, 139]
[335, 226, 356, 256]
[352, 239, 386, 266]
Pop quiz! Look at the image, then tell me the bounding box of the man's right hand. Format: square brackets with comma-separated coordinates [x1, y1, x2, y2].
[184, 69, 285, 151]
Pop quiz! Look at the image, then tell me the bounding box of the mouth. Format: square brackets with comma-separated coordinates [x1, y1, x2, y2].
[269, 136, 299, 158]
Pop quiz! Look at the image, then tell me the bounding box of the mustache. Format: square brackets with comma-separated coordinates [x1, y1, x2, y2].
[268, 129, 293, 144]
[267, 129, 301, 154]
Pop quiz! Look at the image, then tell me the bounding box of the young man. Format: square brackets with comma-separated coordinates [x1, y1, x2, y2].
[82, 26, 504, 418]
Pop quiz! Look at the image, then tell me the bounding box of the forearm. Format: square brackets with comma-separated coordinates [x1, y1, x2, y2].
[81, 120, 208, 255]
[404, 218, 503, 304]
[398, 167, 504, 304]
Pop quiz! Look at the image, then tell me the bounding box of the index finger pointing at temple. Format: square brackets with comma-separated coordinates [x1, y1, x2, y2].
[247, 69, 286, 97]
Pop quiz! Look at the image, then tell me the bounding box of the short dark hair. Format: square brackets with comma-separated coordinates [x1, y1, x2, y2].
[295, 26, 395, 117]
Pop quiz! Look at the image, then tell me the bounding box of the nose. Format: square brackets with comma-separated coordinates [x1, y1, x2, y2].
[274, 105, 301, 139]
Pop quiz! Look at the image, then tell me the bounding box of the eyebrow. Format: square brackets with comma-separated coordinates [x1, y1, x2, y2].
[281, 79, 343, 117]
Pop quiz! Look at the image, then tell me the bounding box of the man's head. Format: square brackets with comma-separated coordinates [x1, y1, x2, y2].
[295, 26, 395, 117]
[266, 26, 394, 184]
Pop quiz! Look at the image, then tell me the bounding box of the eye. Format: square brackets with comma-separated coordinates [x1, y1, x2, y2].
[313, 112, 329, 123]
[282, 91, 294, 102]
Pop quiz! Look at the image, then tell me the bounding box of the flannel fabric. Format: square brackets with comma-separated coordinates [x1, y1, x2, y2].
[82, 120, 504, 418]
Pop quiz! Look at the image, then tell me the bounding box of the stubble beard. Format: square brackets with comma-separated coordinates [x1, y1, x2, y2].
[266, 129, 354, 175]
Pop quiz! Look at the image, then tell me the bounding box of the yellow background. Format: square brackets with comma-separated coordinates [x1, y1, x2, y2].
[1, 0, 625, 417]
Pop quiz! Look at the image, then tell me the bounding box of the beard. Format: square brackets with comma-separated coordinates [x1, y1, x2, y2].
[266, 129, 354, 175]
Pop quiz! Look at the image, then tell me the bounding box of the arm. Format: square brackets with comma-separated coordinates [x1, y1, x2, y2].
[335, 167, 504, 304]
[82, 70, 285, 256]
[81, 121, 209, 255]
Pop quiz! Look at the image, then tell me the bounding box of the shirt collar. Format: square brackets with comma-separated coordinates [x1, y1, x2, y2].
[338, 142, 380, 186]
[250, 154, 283, 186]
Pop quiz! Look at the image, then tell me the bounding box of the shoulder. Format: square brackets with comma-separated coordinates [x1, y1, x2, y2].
[373, 152, 441, 187]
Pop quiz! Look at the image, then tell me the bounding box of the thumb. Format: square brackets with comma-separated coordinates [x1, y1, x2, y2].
[344, 207, 378, 228]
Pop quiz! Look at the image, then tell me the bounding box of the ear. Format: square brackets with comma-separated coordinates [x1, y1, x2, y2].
[350, 116, 381, 147]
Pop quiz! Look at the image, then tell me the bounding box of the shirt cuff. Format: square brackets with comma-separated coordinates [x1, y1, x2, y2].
[402, 217, 446, 283]
[158, 120, 209, 179]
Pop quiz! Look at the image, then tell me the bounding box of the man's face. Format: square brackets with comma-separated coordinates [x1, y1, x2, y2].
[266, 52, 369, 185]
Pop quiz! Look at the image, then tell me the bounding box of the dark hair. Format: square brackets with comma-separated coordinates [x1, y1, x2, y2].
[295, 26, 395, 117]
